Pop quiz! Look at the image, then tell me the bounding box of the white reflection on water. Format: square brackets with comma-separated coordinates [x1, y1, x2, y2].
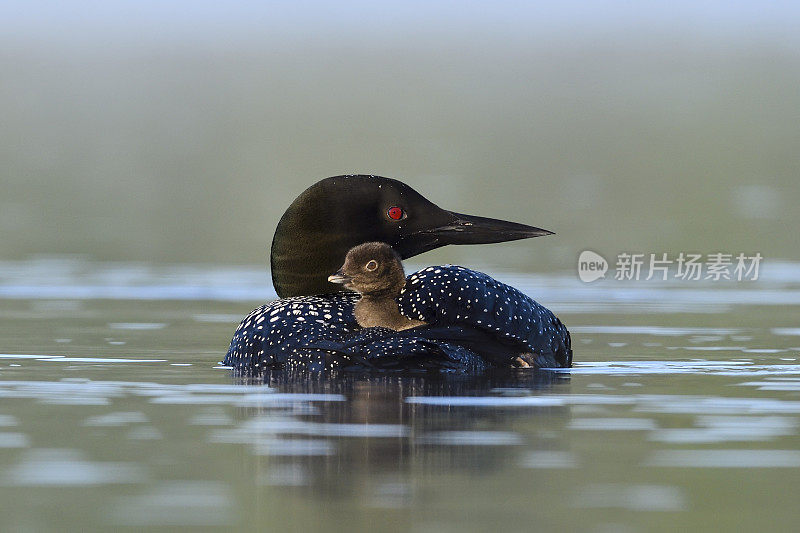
[0, 380, 344, 410]
[520, 451, 579, 469]
[0, 354, 169, 364]
[635, 396, 800, 415]
[107, 322, 167, 330]
[408, 391, 800, 419]
[251, 438, 336, 457]
[568, 418, 658, 431]
[645, 450, 800, 468]
[406, 396, 566, 407]
[416, 431, 524, 446]
[773, 328, 800, 336]
[409, 394, 635, 407]
[208, 429, 337, 456]
[1, 449, 145, 486]
[221, 417, 407, 438]
[0, 354, 65, 359]
[556, 360, 800, 376]
[150, 393, 345, 407]
[573, 484, 686, 511]
[649, 416, 796, 444]
[188, 407, 235, 426]
[259, 464, 310, 486]
[368, 481, 413, 509]
[0, 433, 29, 448]
[673, 346, 746, 351]
[689, 335, 724, 343]
[42, 396, 111, 406]
[740, 379, 800, 391]
[38, 357, 167, 363]
[107, 481, 235, 527]
[209, 415, 408, 456]
[0, 415, 18, 426]
[82, 411, 148, 426]
[126, 426, 163, 440]
[570, 326, 741, 336]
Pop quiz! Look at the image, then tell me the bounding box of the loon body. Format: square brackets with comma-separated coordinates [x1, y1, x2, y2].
[224, 175, 572, 373]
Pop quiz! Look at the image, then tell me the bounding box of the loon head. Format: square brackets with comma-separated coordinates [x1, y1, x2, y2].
[327, 242, 406, 298]
[270, 175, 553, 297]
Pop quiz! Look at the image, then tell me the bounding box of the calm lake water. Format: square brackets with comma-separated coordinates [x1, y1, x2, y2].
[1, 258, 799, 532]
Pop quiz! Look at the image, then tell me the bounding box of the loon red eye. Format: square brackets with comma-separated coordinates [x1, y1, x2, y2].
[387, 206, 405, 220]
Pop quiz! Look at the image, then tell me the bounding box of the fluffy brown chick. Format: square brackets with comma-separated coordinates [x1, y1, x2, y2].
[328, 242, 427, 331]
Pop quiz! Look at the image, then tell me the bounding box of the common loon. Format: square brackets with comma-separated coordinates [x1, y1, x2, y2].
[223, 175, 572, 373]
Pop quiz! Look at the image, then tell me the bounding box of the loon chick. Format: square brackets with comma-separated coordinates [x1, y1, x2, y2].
[224, 175, 572, 373]
[328, 242, 427, 331]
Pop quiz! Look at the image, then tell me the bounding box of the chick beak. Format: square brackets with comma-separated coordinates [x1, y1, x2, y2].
[327, 270, 351, 284]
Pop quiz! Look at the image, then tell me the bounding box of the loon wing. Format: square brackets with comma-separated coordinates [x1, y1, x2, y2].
[223, 293, 359, 373]
[398, 265, 572, 367]
[306, 326, 487, 373]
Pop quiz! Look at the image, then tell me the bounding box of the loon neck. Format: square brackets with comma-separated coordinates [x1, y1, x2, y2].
[270, 230, 352, 298]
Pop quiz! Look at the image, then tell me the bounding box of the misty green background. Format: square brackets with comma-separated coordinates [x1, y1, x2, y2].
[1, 3, 798, 274]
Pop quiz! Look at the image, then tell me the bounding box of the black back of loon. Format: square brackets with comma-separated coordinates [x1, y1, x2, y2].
[270, 175, 553, 298]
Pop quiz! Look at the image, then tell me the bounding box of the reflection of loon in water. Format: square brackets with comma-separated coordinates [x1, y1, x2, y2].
[254, 369, 571, 496]
[223, 175, 572, 373]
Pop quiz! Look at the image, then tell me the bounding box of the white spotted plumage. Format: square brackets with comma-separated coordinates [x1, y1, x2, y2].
[223, 265, 571, 373]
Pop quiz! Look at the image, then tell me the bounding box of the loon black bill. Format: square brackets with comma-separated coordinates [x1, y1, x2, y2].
[421, 211, 553, 243]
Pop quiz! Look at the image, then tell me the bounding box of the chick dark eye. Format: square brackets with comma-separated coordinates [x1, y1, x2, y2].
[365, 260, 378, 271]
[386, 206, 405, 220]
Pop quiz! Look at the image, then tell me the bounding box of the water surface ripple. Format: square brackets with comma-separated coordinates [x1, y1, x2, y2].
[0, 264, 799, 530]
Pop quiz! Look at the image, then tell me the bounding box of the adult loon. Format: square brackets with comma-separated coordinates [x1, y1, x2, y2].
[223, 175, 572, 373]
